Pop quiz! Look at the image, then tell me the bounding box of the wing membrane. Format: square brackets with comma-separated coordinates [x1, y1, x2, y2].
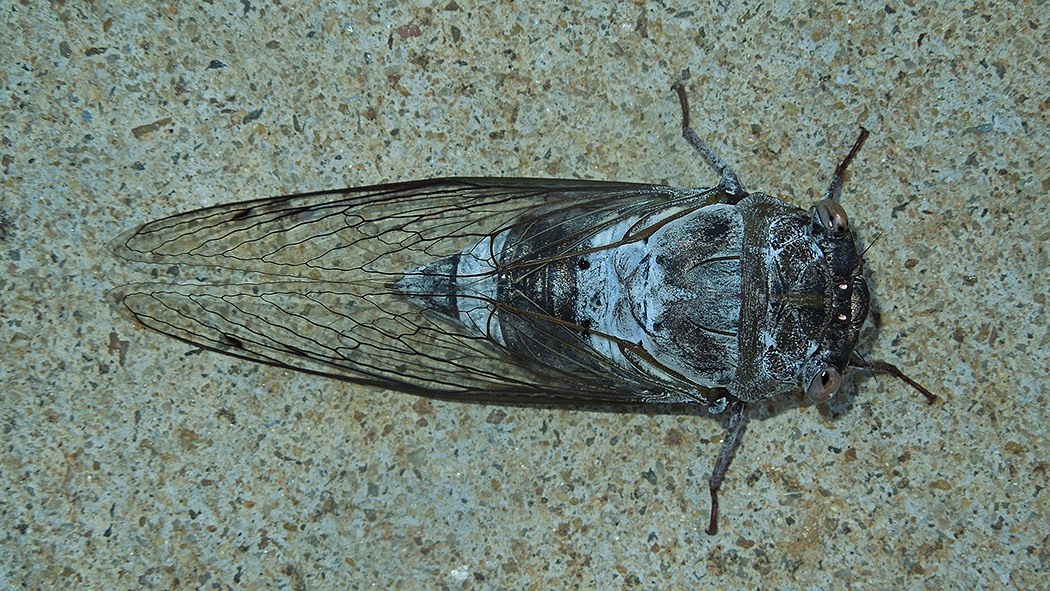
[112, 177, 723, 404]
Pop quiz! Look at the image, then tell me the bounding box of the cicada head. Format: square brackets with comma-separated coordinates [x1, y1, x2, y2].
[729, 193, 869, 404]
[797, 198, 870, 403]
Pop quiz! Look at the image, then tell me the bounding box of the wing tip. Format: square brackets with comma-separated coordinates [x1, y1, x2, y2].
[105, 283, 154, 327]
[110, 224, 164, 264]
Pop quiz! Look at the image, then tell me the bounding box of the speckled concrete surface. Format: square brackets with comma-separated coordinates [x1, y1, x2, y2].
[2, 1, 1047, 589]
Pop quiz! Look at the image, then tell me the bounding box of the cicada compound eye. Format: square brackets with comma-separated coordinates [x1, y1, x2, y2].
[815, 199, 849, 235]
[807, 367, 842, 402]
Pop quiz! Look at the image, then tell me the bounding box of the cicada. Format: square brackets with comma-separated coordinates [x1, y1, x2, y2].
[112, 84, 933, 534]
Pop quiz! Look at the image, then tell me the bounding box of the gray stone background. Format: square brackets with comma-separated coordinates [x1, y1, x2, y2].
[2, 1, 1047, 589]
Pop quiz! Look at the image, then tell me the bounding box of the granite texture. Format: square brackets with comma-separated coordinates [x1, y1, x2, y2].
[2, 1, 1047, 589]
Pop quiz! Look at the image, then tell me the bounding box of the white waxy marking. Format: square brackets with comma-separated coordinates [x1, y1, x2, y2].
[455, 232, 507, 345]
[574, 204, 742, 389]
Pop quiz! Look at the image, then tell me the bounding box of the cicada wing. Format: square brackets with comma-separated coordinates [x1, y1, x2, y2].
[112, 177, 723, 404]
[112, 280, 545, 397]
[113, 178, 684, 277]
[110, 279, 672, 403]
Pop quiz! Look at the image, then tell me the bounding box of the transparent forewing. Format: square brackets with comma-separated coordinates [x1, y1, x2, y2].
[112, 178, 723, 404]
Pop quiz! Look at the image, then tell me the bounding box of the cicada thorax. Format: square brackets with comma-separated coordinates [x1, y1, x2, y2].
[490, 202, 753, 402]
[619, 203, 744, 389]
[486, 207, 692, 397]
